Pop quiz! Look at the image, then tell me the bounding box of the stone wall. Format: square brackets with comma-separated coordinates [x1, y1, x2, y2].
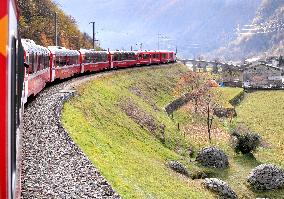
[229, 90, 245, 106]
[165, 93, 192, 115]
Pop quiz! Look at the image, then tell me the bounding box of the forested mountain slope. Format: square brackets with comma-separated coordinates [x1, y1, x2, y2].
[17, 0, 95, 49]
[212, 0, 284, 61]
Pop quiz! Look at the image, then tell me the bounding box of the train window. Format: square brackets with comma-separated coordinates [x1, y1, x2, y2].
[114, 53, 117, 61]
[46, 55, 50, 69]
[143, 54, 149, 59]
[82, 55, 85, 64]
[101, 53, 106, 62]
[71, 56, 74, 65]
[30, 52, 34, 74]
[87, 53, 90, 63]
[99, 53, 103, 62]
[162, 54, 166, 59]
[55, 56, 60, 67]
[37, 54, 41, 71]
[93, 53, 96, 63]
[121, 53, 126, 60]
[34, 53, 38, 73]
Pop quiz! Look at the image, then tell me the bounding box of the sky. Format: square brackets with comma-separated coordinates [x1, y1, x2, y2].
[53, 0, 261, 56]
[53, 0, 165, 50]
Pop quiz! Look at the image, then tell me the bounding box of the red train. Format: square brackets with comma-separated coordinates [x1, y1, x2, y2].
[21, 39, 176, 101]
[0, 0, 176, 198]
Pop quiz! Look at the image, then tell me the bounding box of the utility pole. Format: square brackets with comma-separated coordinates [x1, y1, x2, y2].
[89, 21, 96, 49]
[157, 33, 161, 50]
[136, 43, 143, 51]
[55, 12, 58, 46]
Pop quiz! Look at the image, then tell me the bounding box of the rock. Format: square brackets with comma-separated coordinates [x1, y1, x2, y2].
[22, 74, 120, 198]
[213, 107, 237, 118]
[168, 161, 189, 176]
[247, 164, 284, 190]
[187, 146, 194, 157]
[191, 170, 208, 179]
[203, 178, 237, 199]
[196, 147, 229, 169]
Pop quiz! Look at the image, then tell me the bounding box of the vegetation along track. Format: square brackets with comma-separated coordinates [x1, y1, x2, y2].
[21, 70, 124, 198]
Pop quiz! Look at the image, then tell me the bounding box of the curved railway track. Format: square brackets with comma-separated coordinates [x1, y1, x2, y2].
[21, 71, 122, 198]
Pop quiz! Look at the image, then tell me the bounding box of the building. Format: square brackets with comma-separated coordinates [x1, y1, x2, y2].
[243, 64, 283, 88]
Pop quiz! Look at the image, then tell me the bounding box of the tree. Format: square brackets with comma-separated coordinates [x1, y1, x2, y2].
[17, 0, 94, 49]
[175, 71, 221, 142]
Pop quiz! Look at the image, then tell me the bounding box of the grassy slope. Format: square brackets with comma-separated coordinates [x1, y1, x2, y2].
[62, 64, 214, 199]
[212, 87, 244, 108]
[62, 63, 284, 199]
[234, 91, 284, 198]
[173, 89, 284, 198]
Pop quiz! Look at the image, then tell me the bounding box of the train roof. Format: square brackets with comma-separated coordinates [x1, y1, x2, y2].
[48, 46, 79, 56]
[79, 49, 109, 54]
[21, 39, 49, 55]
[109, 51, 135, 54]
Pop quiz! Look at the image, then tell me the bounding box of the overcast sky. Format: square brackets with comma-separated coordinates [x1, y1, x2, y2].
[53, 0, 161, 50]
[53, 0, 261, 56]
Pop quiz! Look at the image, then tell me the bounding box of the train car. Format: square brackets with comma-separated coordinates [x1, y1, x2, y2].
[136, 51, 151, 66]
[79, 49, 110, 72]
[149, 51, 160, 64]
[109, 51, 137, 68]
[168, 51, 176, 63]
[22, 39, 50, 100]
[48, 46, 81, 81]
[0, 0, 25, 198]
[159, 50, 170, 64]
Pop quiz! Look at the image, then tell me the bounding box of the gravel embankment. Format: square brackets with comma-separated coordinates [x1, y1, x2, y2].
[21, 73, 120, 198]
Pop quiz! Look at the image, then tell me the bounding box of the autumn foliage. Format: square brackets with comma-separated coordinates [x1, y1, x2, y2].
[175, 71, 221, 142]
[17, 0, 96, 50]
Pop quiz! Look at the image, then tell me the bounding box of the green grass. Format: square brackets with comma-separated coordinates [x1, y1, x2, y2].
[62, 64, 214, 199]
[172, 89, 284, 198]
[232, 90, 284, 198]
[236, 91, 284, 167]
[212, 87, 244, 108]
[62, 64, 284, 199]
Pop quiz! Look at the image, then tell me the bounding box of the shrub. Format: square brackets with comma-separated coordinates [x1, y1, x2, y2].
[231, 124, 261, 154]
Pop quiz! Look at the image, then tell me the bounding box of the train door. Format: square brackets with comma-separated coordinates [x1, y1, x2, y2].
[0, 0, 25, 198]
[79, 51, 84, 73]
[110, 53, 114, 68]
[49, 52, 56, 82]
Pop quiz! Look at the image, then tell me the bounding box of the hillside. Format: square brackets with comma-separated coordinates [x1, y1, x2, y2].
[212, 0, 284, 61]
[17, 0, 96, 49]
[61, 64, 215, 199]
[61, 63, 284, 198]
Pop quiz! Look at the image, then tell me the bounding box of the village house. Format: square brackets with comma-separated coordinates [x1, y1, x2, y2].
[221, 64, 243, 87]
[243, 63, 283, 88]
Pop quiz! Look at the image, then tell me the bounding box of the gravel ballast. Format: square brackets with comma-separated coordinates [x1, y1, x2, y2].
[22, 74, 120, 198]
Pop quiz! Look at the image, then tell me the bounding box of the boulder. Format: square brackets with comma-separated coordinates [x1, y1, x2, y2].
[167, 161, 189, 176]
[196, 147, 229, 169]
[247, 164, 284, 190]
[203, 178, 237, 199]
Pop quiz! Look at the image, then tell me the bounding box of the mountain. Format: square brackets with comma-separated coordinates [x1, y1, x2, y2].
[54, 0, 260, 56]
[17, 0, 96, 49]
[212, 0, 284, 61]
[140, 0, 262, 58]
